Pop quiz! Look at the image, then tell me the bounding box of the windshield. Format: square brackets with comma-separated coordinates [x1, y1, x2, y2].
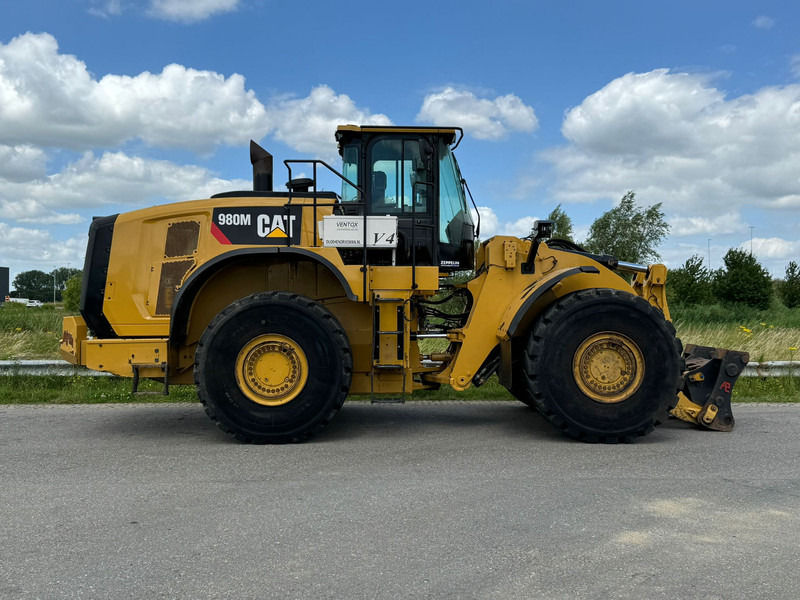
[438, 140, 473, 243]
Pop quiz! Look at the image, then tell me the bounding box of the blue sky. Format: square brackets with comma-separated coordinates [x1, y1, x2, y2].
[1, 0, 799, 283]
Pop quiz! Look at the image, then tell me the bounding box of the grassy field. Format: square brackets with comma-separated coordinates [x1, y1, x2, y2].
[1, 299, 798, 404]
[0, 303, 63, 360]
[671, 301, 800, 363]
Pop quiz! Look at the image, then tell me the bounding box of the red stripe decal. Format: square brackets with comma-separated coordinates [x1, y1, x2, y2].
[210, 222, 232, 245]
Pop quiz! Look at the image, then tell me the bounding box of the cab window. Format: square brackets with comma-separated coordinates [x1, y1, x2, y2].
[369, 138, 430, 214]
[341, 144, 360, 203]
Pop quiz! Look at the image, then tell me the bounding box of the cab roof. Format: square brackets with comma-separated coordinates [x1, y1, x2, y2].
[335, 125, 459, 146]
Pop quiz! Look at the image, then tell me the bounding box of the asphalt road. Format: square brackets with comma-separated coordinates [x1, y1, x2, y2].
[1, 401, 799, 600]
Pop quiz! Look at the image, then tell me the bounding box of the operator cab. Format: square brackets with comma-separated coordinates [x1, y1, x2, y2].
[335, 126, 476, 271]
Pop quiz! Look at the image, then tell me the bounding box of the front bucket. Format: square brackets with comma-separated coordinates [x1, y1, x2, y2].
[671, 344, 750, 432]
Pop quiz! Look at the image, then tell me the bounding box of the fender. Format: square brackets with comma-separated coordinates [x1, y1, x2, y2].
[499, 265, 601, 340]
[495, 265, 600, 389]
[169, 247, 357, 346]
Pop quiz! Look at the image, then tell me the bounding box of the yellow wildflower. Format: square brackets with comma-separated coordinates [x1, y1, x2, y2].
[790, 347, 798, 352]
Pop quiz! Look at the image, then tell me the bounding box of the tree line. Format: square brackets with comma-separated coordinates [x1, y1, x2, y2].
[540, 191, 800, 310]
[9, 267, 82, 304]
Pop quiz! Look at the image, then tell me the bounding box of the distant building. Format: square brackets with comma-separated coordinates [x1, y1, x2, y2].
[0, 267, 8, 303]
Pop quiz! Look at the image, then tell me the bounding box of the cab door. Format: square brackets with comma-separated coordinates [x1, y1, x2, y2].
[366, 136, 437, 266]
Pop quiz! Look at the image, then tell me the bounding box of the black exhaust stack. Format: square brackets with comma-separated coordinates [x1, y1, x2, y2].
[250, 140, 273, 192]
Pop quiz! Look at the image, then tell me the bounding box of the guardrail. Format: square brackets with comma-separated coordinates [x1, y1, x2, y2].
[743, 361, 800, 378]
[1, 360, 799, 378]
[0, 360, 112, 376]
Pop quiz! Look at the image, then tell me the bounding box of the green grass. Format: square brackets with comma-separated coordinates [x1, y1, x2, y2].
[0, 373, 795, 404]
[671, 299, 800, 328]
[0, 302, 64, 331]
[731, 376, 800, 403]
[0, 375, 198, 404]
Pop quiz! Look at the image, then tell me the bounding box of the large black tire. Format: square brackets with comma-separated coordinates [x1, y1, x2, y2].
[194, 292, 352, 443]
[522, 288, 682, 443]
[509, 375, 535, 407]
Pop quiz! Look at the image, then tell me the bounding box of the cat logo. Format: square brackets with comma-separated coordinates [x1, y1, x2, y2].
[257, 213, 295, 239]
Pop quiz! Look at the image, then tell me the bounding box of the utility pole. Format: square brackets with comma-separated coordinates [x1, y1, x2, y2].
[707, 239, 712, 270]
[749, 226, 755, 255]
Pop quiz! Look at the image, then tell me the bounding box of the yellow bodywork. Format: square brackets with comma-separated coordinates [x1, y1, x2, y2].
[61, 190, 671, 397]
[61, 318, 166, 378]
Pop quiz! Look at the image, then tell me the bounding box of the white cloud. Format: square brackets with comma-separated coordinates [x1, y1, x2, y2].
[474, 206, 499, 238]
[544, 69, 800, 222]
[0, 199, 83, 225]
[752, 16, 775, 29]
[741, 237, 800, 260]
[267, 85, 392, 158]
[474, 206, 540, 239]
[0, 145, 47, 182]
[88, 0, 123, 18]
[0, 151, 250, 225]
[0, 224, 87, 275]
[560, 70, 722, 158]
[669, 212, 747, 237]
[0, 32, 269, 152]
[148, 0, 240, 22]
[0, 35, 390, 157]
[417, 87, 538, 140]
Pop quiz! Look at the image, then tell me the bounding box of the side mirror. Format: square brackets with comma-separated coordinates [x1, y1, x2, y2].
[532, 219, 554, 241]
[522, 219, 555, 274]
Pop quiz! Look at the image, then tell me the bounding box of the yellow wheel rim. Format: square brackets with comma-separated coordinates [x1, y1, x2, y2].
[572, 332, 645, 404]
[235, 334, 309, 406]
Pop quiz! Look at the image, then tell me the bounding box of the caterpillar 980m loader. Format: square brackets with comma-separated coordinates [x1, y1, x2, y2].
[60, 125, 748, 443]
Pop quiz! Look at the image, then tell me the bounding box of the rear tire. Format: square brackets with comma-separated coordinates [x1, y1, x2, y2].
[194, 292, 352, 443]
[522, 289, 681, 443]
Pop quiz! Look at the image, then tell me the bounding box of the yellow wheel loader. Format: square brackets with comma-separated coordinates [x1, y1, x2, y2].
[60, 126, 748, 443]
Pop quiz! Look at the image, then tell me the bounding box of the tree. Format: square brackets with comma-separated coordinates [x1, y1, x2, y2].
[12, 270, 51, 302]
[712, 248, 773, 310]
[778, 261, 800, 309]
[666, 255, 713, 307]
[62, 274, 83, 313]
[52, 267, 82, 300]
[583, 191, 670, 263]
[545, 204, 574, 242]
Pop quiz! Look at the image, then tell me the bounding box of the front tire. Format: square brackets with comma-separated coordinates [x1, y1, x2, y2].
[523, 289, 681, 443]
[194, 292, 352, 443]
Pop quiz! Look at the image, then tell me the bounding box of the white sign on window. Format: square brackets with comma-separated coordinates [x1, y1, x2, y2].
[320, 216, 398, 248]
